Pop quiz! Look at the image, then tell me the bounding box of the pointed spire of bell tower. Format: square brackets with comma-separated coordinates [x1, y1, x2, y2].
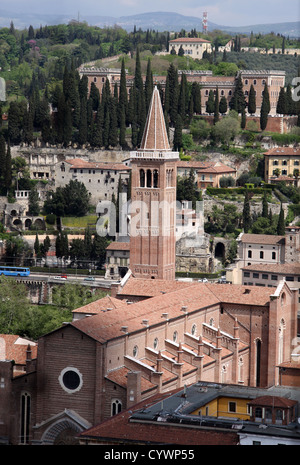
[139, 86, 170, 152]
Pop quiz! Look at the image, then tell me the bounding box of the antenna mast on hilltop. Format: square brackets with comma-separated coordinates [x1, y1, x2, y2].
[202, 12, 208, 34]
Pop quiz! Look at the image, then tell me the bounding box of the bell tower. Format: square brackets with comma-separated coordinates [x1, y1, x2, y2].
[129, 87, 179, 280]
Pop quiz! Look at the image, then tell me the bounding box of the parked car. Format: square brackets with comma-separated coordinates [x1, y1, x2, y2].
[84, 276, 95, 281]
[53, 275, 67, 280]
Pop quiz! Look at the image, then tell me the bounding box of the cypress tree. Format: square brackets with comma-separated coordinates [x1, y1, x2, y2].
[179, 73, 187, 122]
[243, 190, 251, 233]
[63, 100, 73, 147]
[166, 63, 179, 126]
[90, 102, 103, 148]
[78, 96, 88, 146]
[248, 84, 256, 115]
[213, 87, 220, 124]
[191, 82, 201, 114]
[241, 107, 246, 129]
[0, 135, 6, 181]
[133, 48, 146, 144]
[277, 204, 285, 236]
[173, 114, 183, 151]
[24, 101, 34, 145]
[219, 96, 228, 115]
[109, 96, 118, 147]
[260, 84, 270, 131]
[276, 87, 287, 114]
[4, 142, 12, 192]
[285, 84, 295, 115]
[206, 90, 215, 114]
[230, 74, 246, 114]
[34, 233, 40, 256]
[119, 58, 128, 121]
[103, 106, 110, 148]
[144, 58, 153, 114]
[119, 106, 126, 148]
[39, 97, 51, 144]
[89, 82, 101, 111]
[262, 191, 268, 218]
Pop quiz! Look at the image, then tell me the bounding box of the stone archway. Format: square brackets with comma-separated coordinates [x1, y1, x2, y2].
[215, 242, 225, 260]
[25, 218, 32, 229]
[13, 219, 22, 229]
[41, 418, 84, 445]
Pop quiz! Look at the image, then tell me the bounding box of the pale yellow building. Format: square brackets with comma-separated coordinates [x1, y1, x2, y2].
[168, 37, 212, 60]
[264, 147, 300, 185]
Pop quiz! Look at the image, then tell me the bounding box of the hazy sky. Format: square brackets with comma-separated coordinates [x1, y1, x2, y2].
[2, 0, 300, 26]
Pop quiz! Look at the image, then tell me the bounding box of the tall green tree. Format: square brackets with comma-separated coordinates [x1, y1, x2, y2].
[213, 87, 220, 124]
[243, 190, 251, 233]
[277, 204, 285, 235]
[173, 114, 183, 151]
[260, 83, 270, 131]
[276, 87, 287, 114]
[165, 63, 179, 126]
[230, 74, 246, 114]
[144, 58, 153, 114]
[248, 84, 256, 115]
[206, 90, 215, 114]
[219, 96, 228, 115]
[262, 191, 269, 218]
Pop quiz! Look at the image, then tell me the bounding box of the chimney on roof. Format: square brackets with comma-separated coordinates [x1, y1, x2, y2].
[156, 351, 163, 373]
[142, 319, 149, 327]
[197, 336, 204, 357]
[177, 342, 184, 364]
[121, 326, 128, 333]
[161, 313, 169, 320]
[181, 306, 188, 313]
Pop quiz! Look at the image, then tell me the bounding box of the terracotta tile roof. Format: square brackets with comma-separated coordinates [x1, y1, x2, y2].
[0, 334, 37, 365]
[177, 161, 236, 173]
[79, 390, 238, 445]
[242, 263, 300, 275]
[106, 366, 156, 392]
[264, 148, 300, 156]
[205, 283, 275, 306]
[249, 396, 297, 408]
[71, 279, 275, 343]
[239, 233, 285, 245]
[106, 242, 130, 251]
[72, 295, 127, 315]
[118, 277, 194, 297]
[64, 158, 130, 171]
[71, 283, 220, 342]
[169, 37, 211, 44]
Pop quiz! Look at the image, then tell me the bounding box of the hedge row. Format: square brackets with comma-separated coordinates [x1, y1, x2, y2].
[206, 187, 273, 195]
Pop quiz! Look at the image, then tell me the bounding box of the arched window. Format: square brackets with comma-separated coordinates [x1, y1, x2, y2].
[153, 337, 159, 350]
[191, 324, 197, 336]
[133, 345, 138, 357]
[147, 169, 152, 188]
[111, 399, 122, 416]
[153, 170, 158, 188]
[140, 169, 145, 187]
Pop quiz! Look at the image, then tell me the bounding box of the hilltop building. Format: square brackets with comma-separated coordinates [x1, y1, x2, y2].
[79, 66, 286, 117]
[264, 147, 300, 186]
